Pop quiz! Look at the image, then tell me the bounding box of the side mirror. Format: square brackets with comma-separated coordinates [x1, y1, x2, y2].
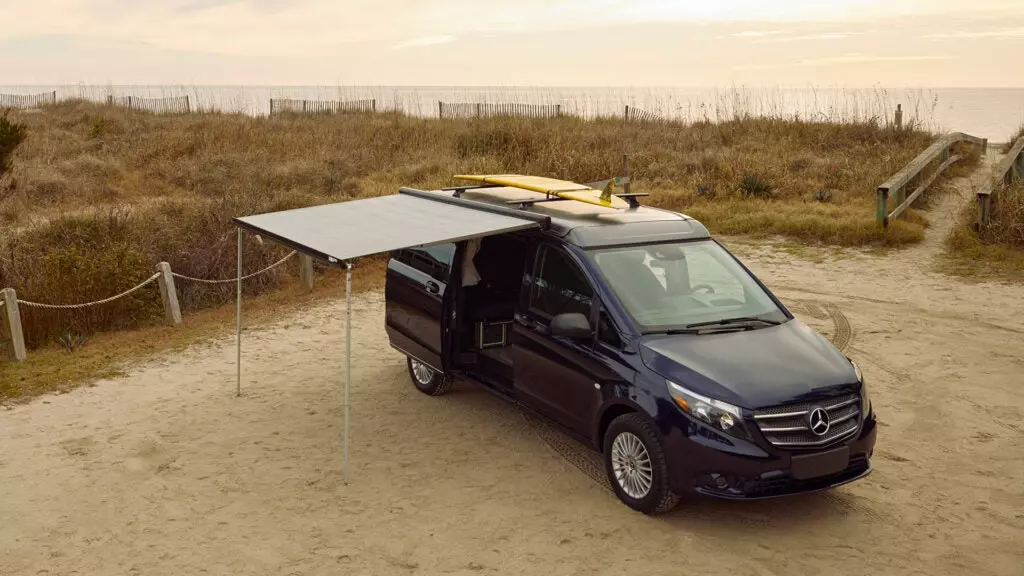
[550, 312, 593, 339]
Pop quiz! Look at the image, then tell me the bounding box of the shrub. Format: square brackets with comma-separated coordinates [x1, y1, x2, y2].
[740, 173, 774, 199]
[0, 110, 27, 175]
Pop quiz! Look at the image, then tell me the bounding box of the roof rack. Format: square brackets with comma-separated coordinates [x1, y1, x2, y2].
[505, 192, 649, 210]
[442, 183, 502, 197]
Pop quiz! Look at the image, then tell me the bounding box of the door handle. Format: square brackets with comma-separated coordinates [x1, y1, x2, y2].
[425, 281, 440, 294]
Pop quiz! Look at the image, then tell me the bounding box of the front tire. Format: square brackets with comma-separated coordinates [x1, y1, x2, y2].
[406, 357, 453, 396]
[603, 413, 680, 514]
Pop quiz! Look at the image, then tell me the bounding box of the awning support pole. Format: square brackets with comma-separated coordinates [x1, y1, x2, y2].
[236, 228, 243, 397]
[344, 262, 352, 484]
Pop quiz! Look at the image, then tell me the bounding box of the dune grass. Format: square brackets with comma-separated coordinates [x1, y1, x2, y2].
[943, 125, 1024, 280]
[946, 180, 1024, 280]
[0, 100, 937, 349]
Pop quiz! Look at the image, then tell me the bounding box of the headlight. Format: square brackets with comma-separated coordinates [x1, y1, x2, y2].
[851, 360, 871, 416]
[666, 380, 749, 440]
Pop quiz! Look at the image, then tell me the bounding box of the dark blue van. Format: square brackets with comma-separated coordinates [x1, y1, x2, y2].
[385, 186, 875, 514]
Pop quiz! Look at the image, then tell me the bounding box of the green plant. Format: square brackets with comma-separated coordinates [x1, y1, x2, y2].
[56, 329, 89, 353]
[0, 110, 27, 175]
[740, 173, 774, 199]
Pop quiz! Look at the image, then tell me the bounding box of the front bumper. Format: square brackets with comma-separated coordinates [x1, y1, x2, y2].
[663, 412, 877, 500]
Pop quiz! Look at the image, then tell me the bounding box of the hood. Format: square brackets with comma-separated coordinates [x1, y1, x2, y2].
[640, 319, 857, 409]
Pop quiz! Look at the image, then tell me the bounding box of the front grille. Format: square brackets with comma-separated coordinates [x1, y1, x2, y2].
[753, 393, 861, 449]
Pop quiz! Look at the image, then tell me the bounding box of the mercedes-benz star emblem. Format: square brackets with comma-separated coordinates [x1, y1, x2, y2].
[808, 407, 831, 437]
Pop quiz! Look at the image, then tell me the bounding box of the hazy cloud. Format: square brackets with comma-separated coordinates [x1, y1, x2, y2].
[730, 30, 784, 37]
[799, 53, 952, 66]
[392, 35, 458, 50]
[0, 0, 1021, 85]
[923, 27, 1024, 39]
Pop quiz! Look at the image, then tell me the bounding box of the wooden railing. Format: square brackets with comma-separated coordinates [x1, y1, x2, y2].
[438, 102, 561, 119]
[269, 98, 376, 115]
[876, 132, 987, 227]
[976, 136, 1024, 228]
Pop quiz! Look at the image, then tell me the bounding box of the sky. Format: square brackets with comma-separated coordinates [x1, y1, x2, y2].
[2, 0, 1024, 86]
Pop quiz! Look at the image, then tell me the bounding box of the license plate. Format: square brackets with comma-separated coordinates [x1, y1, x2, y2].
[790, 446, 849, 480]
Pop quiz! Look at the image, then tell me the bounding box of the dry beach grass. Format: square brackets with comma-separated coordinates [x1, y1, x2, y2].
[0, 100, 953, 352]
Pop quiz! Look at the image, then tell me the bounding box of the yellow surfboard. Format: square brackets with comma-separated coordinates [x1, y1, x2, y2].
[454, 174, 630, 209]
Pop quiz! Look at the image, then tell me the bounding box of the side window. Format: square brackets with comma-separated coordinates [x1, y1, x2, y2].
[530, 247, 593, 319]
[597, 310, 622, 348]
[395, 243, 455, 281]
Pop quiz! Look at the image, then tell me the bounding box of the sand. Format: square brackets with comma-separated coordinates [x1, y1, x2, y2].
[2, 158, 1023, 575]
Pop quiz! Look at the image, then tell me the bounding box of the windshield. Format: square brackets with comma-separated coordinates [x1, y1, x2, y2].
[586, 240, 787, 332]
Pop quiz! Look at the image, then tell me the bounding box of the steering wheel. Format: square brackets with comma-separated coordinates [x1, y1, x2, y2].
[691, 284, 717, 295]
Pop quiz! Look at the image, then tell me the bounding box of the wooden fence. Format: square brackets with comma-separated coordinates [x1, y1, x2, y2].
[976, 136, 1024, 228]
[438, 102, 561, 119]
[107, 95, 191, 114]
[876, 132, 988, 227]
[624, 105, 663, 123]
[269, 99, 376, 115]
[0, 91, 57, 109]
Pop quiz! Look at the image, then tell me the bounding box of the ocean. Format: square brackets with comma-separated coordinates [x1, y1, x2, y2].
[2, 85, 1022, 142]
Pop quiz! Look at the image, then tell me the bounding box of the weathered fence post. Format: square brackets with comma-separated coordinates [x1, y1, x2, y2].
[51, 90, 57, 104]
[269, 99, 274, 116]
[556, 104, 562, 117]
[299, 254, 314, 292]
[622, 154, 631, 196]
[0, 288, 27, 362]
[302, 100, 307, 113]
[106, 94, 113, 106]
[977, 193, 992, 228]
[895, 104, 903, 130]
[624, 105, 630, 120]
[372, 99, 377, 113]
[185, 95, 191, 113]
[156, 262, 182, 326]
[438, 100, 443, 118]
[476, 102, 482, 117]
[876, 188, 889, 227]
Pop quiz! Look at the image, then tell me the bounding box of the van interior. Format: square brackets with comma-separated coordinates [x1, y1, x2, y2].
[454, 233, 530, 390]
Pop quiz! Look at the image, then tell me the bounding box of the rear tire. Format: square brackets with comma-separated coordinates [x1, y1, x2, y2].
[407, 357, 453, 396]
[603, 413, 680, 514]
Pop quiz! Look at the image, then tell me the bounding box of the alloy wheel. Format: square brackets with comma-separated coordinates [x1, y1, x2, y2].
[610, 431, 654, 499]
[410, 358, 434, 385]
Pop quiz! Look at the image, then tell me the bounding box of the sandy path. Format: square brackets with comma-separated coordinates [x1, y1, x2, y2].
[3, 159, 1023, 575]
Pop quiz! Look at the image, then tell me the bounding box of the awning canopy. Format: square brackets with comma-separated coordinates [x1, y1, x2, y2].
[234, 189, 546, 265]
[231, 188, 548, 484]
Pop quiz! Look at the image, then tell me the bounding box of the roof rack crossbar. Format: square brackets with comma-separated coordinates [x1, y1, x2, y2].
[441, 183, 502, 197]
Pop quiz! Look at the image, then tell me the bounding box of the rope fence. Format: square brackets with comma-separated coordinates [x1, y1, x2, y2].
[16, 273, 161, 310]
[1, 251, 314, 362]
[171, 251, 297, 284]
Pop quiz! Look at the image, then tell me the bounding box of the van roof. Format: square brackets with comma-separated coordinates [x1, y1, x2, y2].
[437, 186, 711, 248]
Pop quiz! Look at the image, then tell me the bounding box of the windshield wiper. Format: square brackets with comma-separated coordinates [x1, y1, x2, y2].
[684, 316, 782, 329]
